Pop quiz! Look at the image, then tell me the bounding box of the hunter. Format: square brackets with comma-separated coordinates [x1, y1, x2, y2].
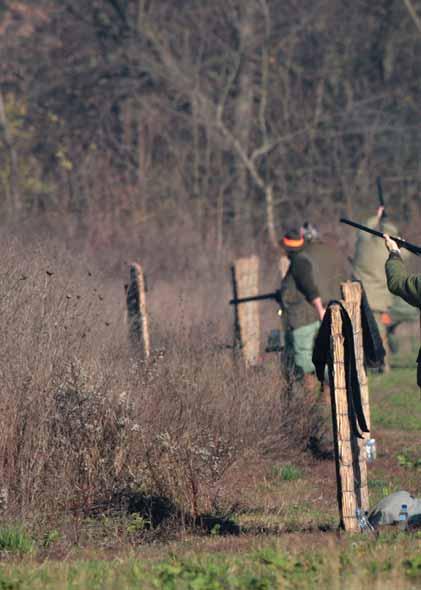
[352, 206, 418, 369]
[384, 234, 421, 308]
[384, 233, 421, 385]
[279, 228, 325, 391]
[302, 221, 347, 304]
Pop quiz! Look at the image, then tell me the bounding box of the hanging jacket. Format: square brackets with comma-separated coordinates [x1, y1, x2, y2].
[312, 302, 369, 438]
[360, 286, 386, 369]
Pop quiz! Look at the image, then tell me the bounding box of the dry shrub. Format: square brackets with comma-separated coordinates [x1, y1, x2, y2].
[129, 346, 322, 518]
[0, 238, 128, 517]
[0, 239, 323, 527]
[47, 360, 133, 511]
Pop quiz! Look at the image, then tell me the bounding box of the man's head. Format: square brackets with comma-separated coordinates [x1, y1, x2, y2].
[278, 228, 305, 256]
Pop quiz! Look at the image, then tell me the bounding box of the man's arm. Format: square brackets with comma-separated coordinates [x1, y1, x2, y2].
[376, 206, 385, 228]
[292, 257, 325, 320]
[384, 236, 421, 308]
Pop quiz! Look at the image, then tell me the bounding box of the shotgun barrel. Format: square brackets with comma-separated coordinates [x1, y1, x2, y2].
[340, 218, 421, 256]
[229, 291, 282, 305]
[376, 176, 385, 208]
[376, 176, 387, 220]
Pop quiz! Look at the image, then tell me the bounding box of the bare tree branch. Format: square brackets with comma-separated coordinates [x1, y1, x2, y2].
[402, 0, 421, 34]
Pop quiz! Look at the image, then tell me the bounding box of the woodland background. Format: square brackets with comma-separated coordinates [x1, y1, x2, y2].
[1, 0, 421, 269]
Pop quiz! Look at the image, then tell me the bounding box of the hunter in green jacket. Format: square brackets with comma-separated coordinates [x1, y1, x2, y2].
[384, 236, 421, 308]
[279, 228, 325, 381]
[384, 233, 421, 386]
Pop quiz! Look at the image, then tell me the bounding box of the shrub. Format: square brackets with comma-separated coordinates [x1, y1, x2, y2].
[0, 240, 323, 527]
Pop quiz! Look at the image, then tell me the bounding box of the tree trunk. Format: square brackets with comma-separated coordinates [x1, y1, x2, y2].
[0, 89, 20, 218]
[233, 1, 257, 237]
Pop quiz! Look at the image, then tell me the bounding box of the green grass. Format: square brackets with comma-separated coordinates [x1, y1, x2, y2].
[0, 537, 420, 589]
[396, 449, 421, 470]
[270, 463, 303, 482]
[237, 504, 337, 533]
[370, 368, 421, 431]
[0, 527, 34, 555]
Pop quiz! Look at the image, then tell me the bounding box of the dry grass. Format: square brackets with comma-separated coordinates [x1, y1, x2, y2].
[0, 238, 323, 532]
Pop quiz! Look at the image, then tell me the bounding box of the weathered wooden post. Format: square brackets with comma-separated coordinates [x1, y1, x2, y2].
[341, 281, 370, 513]
[126, 263, 151, 359]
[230, 256, 260, 365]
[328, 282, 372, 531]
[330, 304, 359, 532]
[230, 265, 242, 354]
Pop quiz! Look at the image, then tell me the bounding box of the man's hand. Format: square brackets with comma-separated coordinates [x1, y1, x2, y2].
[312, 297, 326, 321]
[384, 234, 400, 254]
[376, 206, 385, 224]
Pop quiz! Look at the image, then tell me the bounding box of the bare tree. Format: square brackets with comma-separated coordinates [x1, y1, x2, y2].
[2, 0, 421, 246]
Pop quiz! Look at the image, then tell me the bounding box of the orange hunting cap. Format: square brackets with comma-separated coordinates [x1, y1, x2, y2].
[280, 228, 305, 251]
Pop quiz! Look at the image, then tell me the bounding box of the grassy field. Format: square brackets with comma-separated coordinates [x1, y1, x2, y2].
[0, 534, 421, 589]
[0, 360, 420, 589]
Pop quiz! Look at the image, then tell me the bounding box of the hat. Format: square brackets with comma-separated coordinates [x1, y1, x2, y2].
[280, 228, 305, 251]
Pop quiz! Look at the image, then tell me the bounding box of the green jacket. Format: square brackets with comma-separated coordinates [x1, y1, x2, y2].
[385, 253, 421, 308]
[280, 251, 320, 330]
[352, 216, 398, 312]
[305, 239, 347, 303]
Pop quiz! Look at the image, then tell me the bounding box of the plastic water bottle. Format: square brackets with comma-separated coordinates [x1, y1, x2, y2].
[365, 438, 377, 463]
[398, 504, 409, 531]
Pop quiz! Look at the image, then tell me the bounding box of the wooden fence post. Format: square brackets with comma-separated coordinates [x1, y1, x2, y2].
[230, 264, 242, 354]
[126, 263, 151, 360]
[231, 256, 260, 366]
[341, 282, 371, 434]
[328, 281, 373, 530]
[330, 304, 359, 532]
[341, 282, 370, 514]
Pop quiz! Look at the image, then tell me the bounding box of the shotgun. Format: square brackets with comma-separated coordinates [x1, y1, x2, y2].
[340, 218, 421, 256]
